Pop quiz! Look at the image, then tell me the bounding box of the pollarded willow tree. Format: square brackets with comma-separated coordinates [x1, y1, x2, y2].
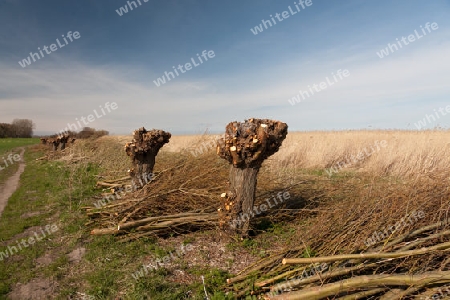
[51, 138, 60, 151]
[124, 127, 171, 190]
[217, 118, 288, 235]
[59, 134, 70, 150]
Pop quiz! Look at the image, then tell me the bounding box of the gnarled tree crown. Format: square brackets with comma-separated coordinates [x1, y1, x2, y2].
[125, 127, 171, 158]
[217, 118, 288, 168]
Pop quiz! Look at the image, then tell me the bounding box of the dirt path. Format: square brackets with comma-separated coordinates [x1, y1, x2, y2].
[0, 147, 25, 218]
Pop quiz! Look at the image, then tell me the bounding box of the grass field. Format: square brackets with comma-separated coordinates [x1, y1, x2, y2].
[0, 138, 40, 153]
[0, 138, 39, 185]
[0, 131, 449, 299]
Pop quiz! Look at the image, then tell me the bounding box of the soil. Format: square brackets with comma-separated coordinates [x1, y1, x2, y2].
[0, 147, 25, 218]
[67, 247, 86, 263]
[8, 278, 58, 300]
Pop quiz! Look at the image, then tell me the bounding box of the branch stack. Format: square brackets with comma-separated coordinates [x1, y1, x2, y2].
[86, 149, 229, 239]
[225, 220, 450, 299]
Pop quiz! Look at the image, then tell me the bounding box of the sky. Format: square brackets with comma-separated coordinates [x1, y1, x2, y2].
[1, 0, 449, 135]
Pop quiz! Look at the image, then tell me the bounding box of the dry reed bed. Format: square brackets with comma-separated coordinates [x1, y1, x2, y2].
[154, 130, 450, 178]
[145, 130, 450, 191]
[269, 130, 450, 178]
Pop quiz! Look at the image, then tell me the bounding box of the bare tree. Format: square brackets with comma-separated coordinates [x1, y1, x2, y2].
[0, 123, 14, 138]
[11, 119, 35, 138]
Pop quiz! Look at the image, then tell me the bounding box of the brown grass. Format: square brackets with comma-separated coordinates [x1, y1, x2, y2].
[269, 129, 450, 178]
[127, 129, 450, 179]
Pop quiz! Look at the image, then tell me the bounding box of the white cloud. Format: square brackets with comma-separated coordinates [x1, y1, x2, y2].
[1, 28, 449, 134]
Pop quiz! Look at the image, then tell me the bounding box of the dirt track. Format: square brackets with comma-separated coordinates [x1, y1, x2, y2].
[0, 147, 25, 218]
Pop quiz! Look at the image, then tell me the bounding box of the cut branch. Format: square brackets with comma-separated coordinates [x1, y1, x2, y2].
[265, 271, 450, 300]
[91, 212, 217, 235]
[282, 241, 450, 265]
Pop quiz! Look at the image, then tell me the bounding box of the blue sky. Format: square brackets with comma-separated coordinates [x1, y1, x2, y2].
[1, 0, 449, 135]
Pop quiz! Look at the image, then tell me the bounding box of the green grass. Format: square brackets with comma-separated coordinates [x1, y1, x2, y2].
[0, 147, 99, 298]
[0, 138, 39, 185]
[0, 151, 20, 185]
[0, 138, 39, 153]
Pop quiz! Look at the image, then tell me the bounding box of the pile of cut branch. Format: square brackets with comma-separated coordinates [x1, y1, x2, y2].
[85, 151, 229, 240]
[226, 219, 450, 299]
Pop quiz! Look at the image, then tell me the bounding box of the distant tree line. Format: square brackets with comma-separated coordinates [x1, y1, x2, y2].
[53, 127, 109, 139]
[0, 119, 35, 138]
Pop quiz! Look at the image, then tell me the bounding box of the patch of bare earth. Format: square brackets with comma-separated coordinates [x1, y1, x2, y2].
[0, 148, 25, 218]
[67, 247, 86, 263]
[0, 226, 41, 247]
[20, 211, 42, 218]
[155, 231, 258, 284]
[35, 253, 55, 268]
[8, 278, 58, 300]
[35, 248, 61, 267]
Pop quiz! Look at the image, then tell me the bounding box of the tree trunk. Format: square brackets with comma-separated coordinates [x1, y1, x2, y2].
[131, 150, 156, 189]
[220, 166, 260, 235]
[59, 135, 69, 150]
[52, 140, 60, 151]
[217, 118, 288, 236]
